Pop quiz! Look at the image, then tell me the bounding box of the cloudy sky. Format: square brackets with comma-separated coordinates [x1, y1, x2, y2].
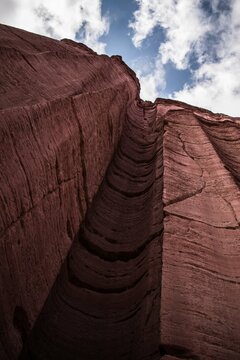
[0, 0, 240, 116]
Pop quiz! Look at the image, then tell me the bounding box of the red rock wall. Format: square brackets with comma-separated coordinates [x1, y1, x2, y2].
[0, 24, 139, 359]
[158, 99, 240, 360]
[21, 101, 163, 360]
[0, 25, 240, 360]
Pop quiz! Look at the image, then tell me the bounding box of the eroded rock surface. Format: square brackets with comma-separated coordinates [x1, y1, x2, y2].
[0, 24, 240, 360]
[158, 99, 240, 360]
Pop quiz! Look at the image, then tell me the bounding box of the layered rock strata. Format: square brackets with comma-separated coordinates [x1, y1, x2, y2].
[0, 24, 240, 360]
[158, 99, 240, 360]
[21, 101, 163, 360]
[0, 23, 139, 359]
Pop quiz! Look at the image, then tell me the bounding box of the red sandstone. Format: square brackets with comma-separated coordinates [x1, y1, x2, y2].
[0, 24, 240, 360]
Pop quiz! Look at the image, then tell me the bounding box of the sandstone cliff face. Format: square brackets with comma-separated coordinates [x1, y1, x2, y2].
[158, 100, 240, 360]
[0, 24, 239, 360]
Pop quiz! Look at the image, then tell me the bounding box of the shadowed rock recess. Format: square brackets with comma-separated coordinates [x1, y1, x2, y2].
[0, 24, 240, 360]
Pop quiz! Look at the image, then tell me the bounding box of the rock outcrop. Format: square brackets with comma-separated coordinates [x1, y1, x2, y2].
[0, 24, 239, 360]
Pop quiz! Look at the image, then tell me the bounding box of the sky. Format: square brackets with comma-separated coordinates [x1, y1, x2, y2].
[0, 0, 240, 116]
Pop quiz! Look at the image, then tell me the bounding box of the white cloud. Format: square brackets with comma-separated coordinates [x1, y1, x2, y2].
[135, 56, 166, 101]
[130, 0, 240, 116]
[129, 0, 210, 69]
[173, 0, 240, 116]
[173, 55, 240, 116]
[0, 0, 109, 53]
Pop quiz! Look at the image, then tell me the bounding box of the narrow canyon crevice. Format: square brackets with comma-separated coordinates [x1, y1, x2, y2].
[0, 24, 240, 360]
[20, 100, 163, 360]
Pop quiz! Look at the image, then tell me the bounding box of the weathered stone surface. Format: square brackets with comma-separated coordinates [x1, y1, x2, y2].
[157, 99, 240, 360]
[0, 24, 139, 359]
[0, 25, 240, 360]
[21, 101, 163, 360]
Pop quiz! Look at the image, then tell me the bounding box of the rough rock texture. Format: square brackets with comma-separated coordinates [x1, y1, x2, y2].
[158, 100, 240, 360]
[20, 101, 163, 360]
[0, 24, 139, 359]
[0, 24, 240, 360]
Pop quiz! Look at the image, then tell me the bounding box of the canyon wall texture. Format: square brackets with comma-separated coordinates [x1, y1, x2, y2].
[0, 24, 240, 360]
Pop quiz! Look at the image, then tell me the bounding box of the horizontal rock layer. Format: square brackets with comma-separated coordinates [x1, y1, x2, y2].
[0, 24, 240, 360]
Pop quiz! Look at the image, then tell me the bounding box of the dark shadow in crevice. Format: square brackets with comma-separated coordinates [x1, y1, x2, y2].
[13, 306, 30, 344]
[159, 343, 200, 359]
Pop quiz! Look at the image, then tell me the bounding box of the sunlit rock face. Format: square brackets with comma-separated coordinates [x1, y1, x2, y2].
[0, 24, 240, 360]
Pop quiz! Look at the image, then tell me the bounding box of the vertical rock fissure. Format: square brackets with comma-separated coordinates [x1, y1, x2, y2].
[70, 97, 90, 208]
[2, 24, 239, 360]
[20, 100, 163, 360]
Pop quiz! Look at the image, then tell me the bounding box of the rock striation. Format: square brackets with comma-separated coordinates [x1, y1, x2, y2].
[0, 24, 240, 360]
[158, 100, 240, 360]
